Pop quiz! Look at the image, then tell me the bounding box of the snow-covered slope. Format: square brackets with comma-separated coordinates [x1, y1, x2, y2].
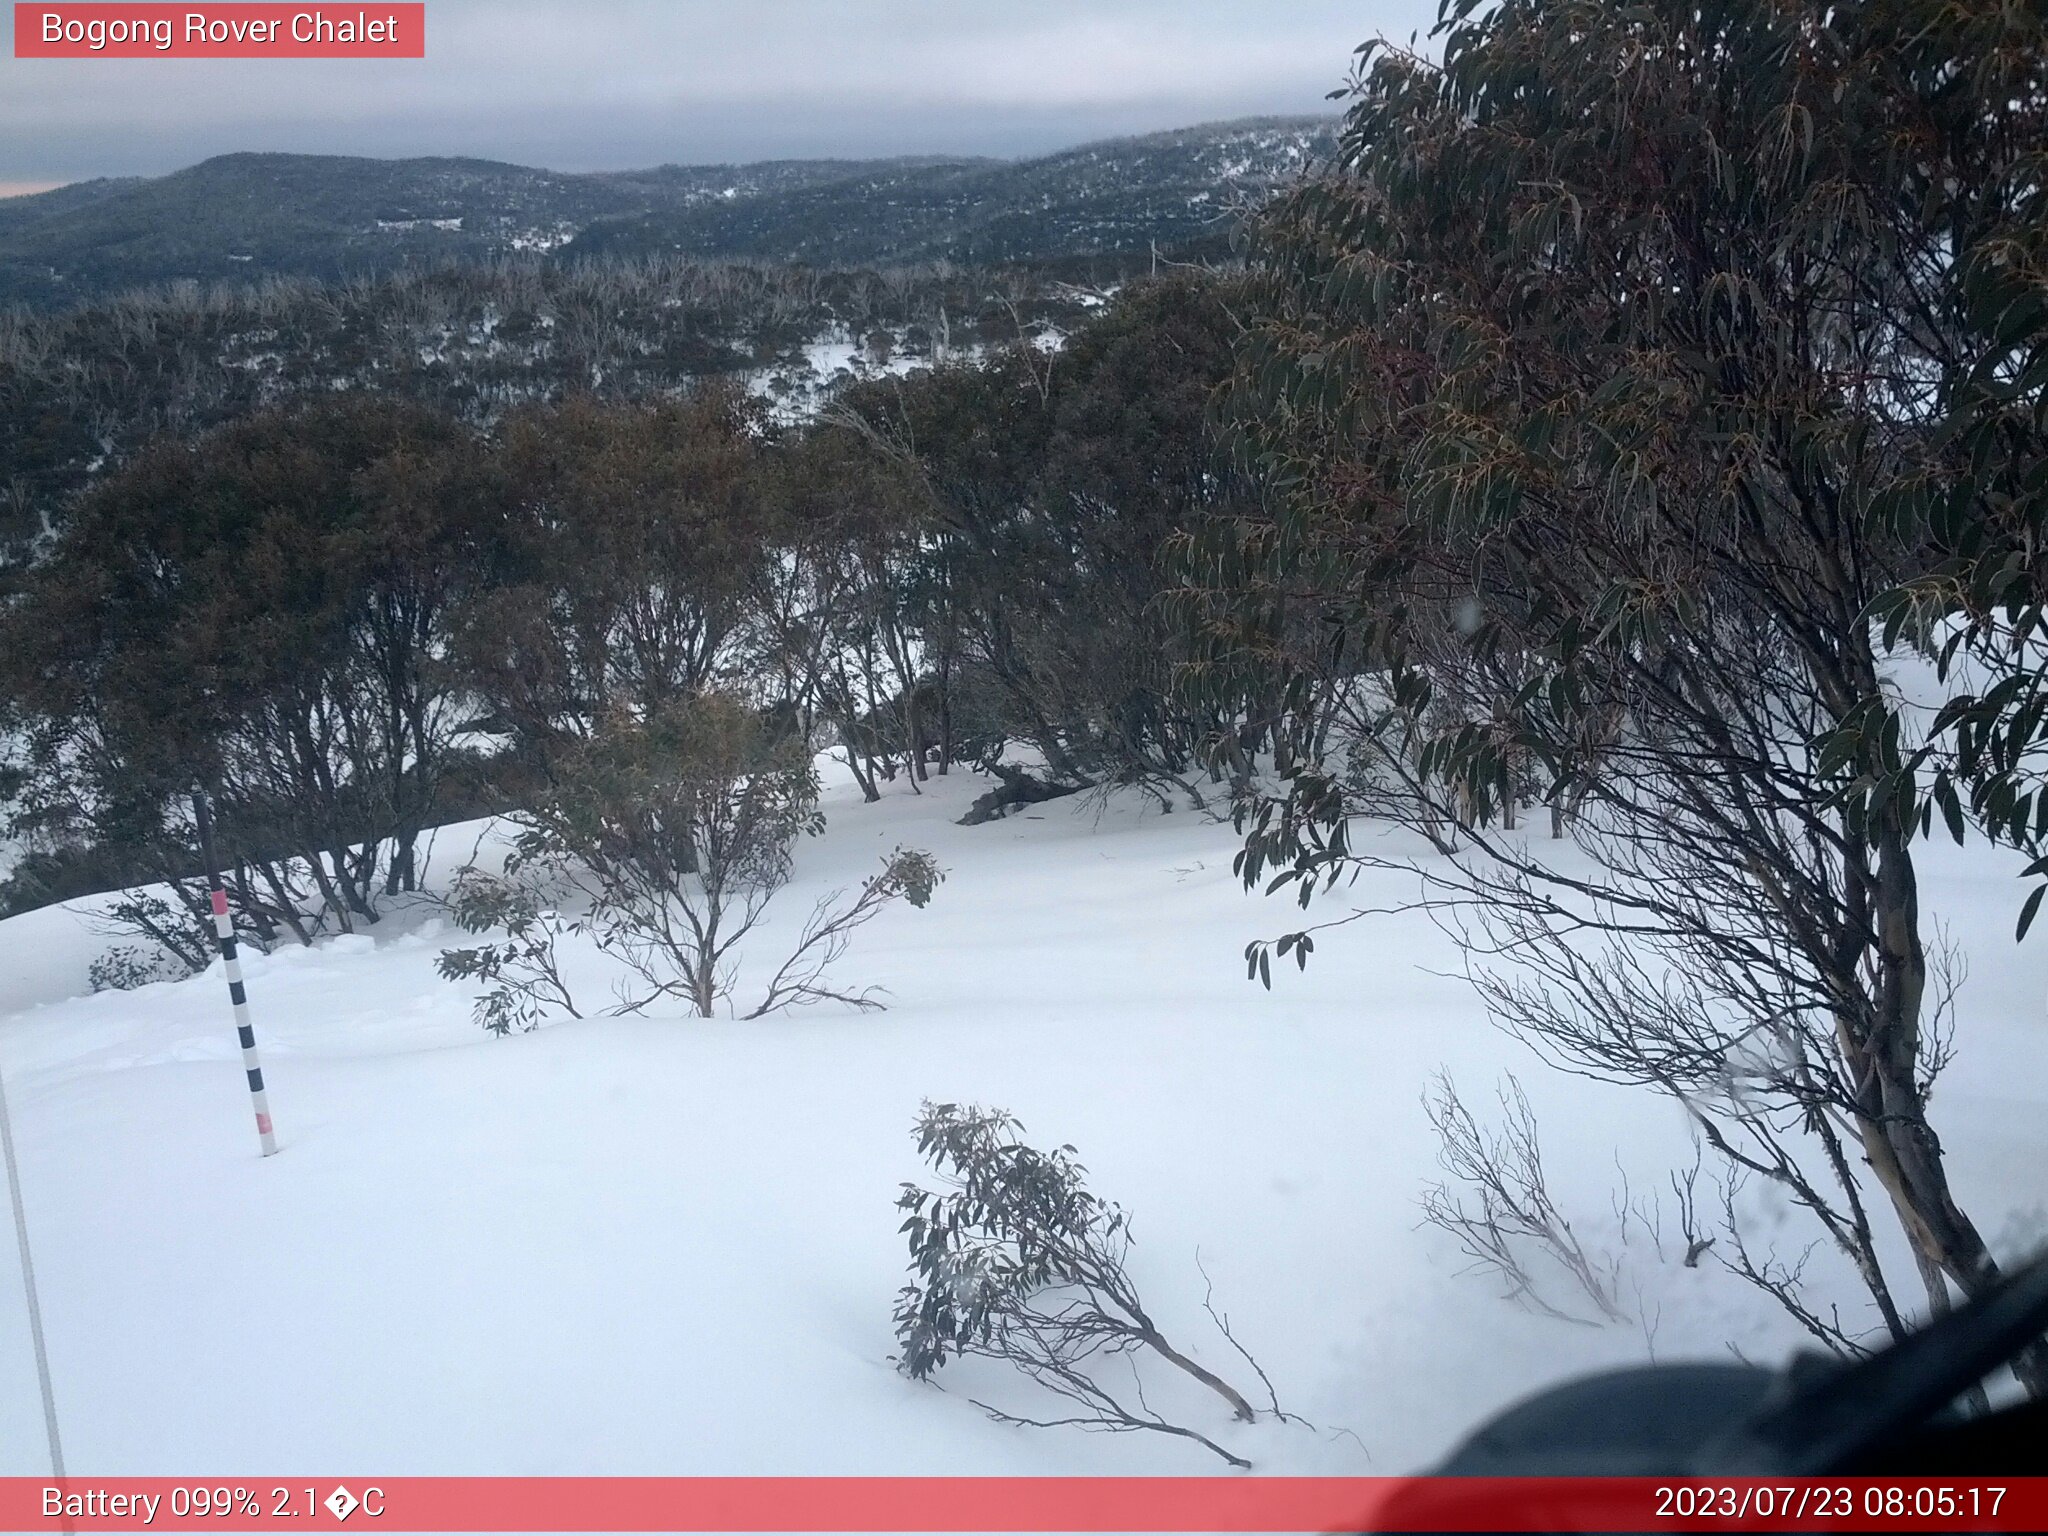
[0, 766, 2042, 1475]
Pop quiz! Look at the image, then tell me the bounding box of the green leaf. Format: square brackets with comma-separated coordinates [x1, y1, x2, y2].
[2018, 884, 2046, 943]
[1937, 778, 1966, 847]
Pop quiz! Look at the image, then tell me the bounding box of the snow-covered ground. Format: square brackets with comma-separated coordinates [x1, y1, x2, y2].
[746, 335, 930, 424]
[0, 765, 2042, 1476]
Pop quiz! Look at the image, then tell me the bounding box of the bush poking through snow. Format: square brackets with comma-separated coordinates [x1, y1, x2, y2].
[88, 942, 189, 993]
[86, 891, 214, 979]
[745, 846, 942, 1018]
[441, 698, 942, 1026]
[436, 862, 583, 1035]
[894, 1101, 1283, 1469]
[513, 695, 823, 1018]
[1419, 1072, 1625, 1326]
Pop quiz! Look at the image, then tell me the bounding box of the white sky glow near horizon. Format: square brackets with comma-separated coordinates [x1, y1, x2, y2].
[0, 1, 1442, 185]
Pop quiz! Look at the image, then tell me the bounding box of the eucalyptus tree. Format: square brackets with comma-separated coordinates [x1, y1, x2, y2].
[1179, 0, 2047, 1392]
[0, 396, 491, 950]
[450, 384, 772, 776]
[830, 277, 1267, 802]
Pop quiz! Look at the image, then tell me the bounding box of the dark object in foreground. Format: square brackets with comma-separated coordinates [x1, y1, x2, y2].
[1369, 1257, 2048, 1530]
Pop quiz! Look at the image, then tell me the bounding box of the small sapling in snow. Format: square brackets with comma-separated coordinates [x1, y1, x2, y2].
[894, 1101, 1291, 1468]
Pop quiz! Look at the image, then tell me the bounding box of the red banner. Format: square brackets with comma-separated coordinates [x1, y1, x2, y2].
[12, 5, 424, 58]
[0, 1477, 2043, 1532]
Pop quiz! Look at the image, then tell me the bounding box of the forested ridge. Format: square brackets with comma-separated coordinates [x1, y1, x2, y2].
[0, 255, 1098, 566]
[0, 117, 1332, 309]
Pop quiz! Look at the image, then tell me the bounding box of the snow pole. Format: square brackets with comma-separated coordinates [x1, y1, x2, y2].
[192, 790, 279, 1157]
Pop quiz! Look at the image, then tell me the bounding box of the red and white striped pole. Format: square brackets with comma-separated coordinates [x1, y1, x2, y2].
[192, 790, 278, 1157]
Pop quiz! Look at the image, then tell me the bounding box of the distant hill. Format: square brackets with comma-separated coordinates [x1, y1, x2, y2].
[561, 119, 1335, 268]
[0, 118, 1334, 308]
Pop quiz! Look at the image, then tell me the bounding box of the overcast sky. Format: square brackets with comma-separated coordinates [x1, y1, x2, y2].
[0, 2, 1440, 194]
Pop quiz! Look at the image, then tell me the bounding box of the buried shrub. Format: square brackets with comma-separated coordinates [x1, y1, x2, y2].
[521, 694, 819, 1018]
[87, 941, 190, 994]
[436, 860, 583, 1035]
[1419, 1072, 1626, 1327]
[747, 845, 942, 1018]
[893, 1101, 1288, 1469]
[441, 694, 940, 1026]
